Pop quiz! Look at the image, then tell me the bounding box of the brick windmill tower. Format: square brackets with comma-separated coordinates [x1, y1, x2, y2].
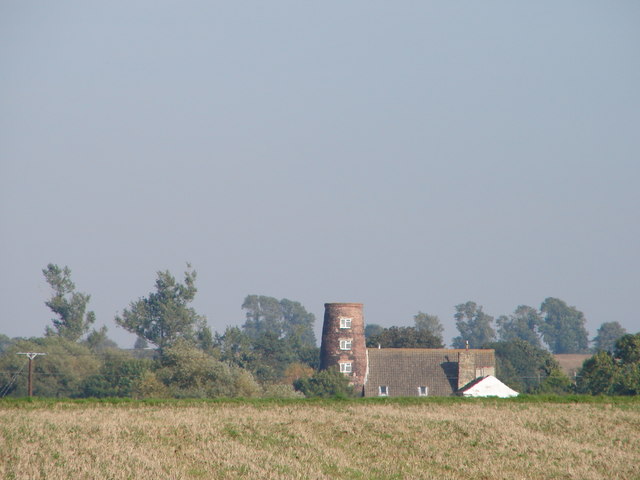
[319, 303, 368, 393]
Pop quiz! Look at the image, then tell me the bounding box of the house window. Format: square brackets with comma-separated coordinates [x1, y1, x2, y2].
[418, 386, 428, 396]
[339, 339, 352, 350]
[378, 385, 388, 397]
[339, 362, 352, 374]
[340, 317, 352, 329]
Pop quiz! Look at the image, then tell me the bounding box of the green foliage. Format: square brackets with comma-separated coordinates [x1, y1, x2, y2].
[42, 264, 96, 341]
[539, 298, 589, 353]
[214, 296, 320, 384]
[576, 351, 617, 395]
[0, 336, 100, 397]
[84, 326, 118, 352]
[487, 339, 570, 394]
[613, 333, 640, 364]
[413, 312, 444, 345]
[262, 384, 305, 399]
[216, 326, 319, 384]
[80, 352, 152, 398]
[452, 301, 496, 348]
[115, 266, 208, 353]
[365, 326, 443, 348]
[293, 368, 354, 398]
[364, 324, 384, 339]
[0, 334, 12, 354]
[577, 333, 640, 395]
[155, 340, 260, 398]
[593, 321, 627, 353]
[496, 305, 542, 348]
[242, 295, 316, 347]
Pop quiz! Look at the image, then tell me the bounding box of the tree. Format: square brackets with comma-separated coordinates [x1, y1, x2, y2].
[576, 333, 640, 395]
[539, 298, 589, 353]
[614, 333, 640, 364]
[575, 351, 617, 395]
[155, 340, 260, 398]
[364, 324, 384, 339]
[414, 312, 444, 346]
[42, 264, 96, 341]
[451, 301, 496, 349]
[81, 352, 152, 398]
[115, 266, 208, 354]
[366, 326, 443, 348]
[487, 339, 570, 394]
[84, 326, 118, 352]
[593, 322, 627, 353]
[241, 295, 316, 347]
[496, 305, 542, 348]
[215, 325, 318, 384]
[0, 336, 100, 397]
[238, 295, 319, 381]
[293, 368, 354, 398]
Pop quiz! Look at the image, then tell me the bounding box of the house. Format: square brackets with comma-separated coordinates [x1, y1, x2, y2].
[319, 302, 505, 397]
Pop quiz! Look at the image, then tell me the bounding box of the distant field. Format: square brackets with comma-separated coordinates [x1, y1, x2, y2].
[1, 397, 638, 480]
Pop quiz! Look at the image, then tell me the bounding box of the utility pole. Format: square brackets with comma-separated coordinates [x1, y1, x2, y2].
[17, 352, 46, 397]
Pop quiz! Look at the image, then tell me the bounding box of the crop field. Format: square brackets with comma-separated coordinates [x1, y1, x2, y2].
[0, 397, 638, 480]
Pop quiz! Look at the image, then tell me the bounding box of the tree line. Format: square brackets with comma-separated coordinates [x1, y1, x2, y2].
[0, 264, 637, 398]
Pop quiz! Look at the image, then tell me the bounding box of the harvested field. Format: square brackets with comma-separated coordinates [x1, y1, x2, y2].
[0, 398, 638, 480]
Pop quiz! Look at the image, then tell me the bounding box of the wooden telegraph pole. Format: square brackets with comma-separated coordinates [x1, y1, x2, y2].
[17, 352, 46, 397]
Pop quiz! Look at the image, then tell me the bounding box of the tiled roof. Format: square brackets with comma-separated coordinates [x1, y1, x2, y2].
[364, 348, 495, 397]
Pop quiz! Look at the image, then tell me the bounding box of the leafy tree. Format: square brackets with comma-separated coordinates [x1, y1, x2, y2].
[281, 362, 314, 385]
[593, 322, 627, 353]
[364, 324, 384, 339]
[81, 352, 152, 398]
[84, 326, 118, 353]
[155, 340, 260, 398]
[42, 264, 96, 341]
[451, 301, 496, 349]
[576, 333, 640, 395]
[575, 351, 617, 395]
[134, 336, 149, 350]
[487, 339, 570, 394]
[216, 326, 318, 384]
[366, 326, 443, 348]
[115, 266, 208, 354]
[0, 336, 100, 397]
[539, 298, 589, 353]
[242, 295, 316, 347]
[496, 305, 542, 348]
[614, 333, 640, 364]
[0, 334, 12, 354]
[414, 312, 444, 345]
[234, 295, 319, 382]
[293, 368, 354, 398]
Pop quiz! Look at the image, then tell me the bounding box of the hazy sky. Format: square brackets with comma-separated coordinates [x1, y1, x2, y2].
[1, 2, 639, 348]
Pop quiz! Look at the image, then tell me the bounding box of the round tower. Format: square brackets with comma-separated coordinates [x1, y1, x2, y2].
[319, 303, 367, 393]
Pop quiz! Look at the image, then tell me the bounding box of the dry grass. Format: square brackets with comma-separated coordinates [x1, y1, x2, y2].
[1, 399, 638, 480]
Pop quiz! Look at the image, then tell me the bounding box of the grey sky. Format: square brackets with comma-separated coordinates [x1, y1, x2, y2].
[1, 2, 639, 347]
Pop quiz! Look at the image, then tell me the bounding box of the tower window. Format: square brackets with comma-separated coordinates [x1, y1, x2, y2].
[378, 385, 388, 397]
[340, 317, 352, 329]
[418, 386, 428, 396]
[339, 339, 352, 350]
[339, 362, 352, 374]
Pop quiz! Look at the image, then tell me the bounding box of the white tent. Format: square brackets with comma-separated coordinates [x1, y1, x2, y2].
[459, 375, 519, 398]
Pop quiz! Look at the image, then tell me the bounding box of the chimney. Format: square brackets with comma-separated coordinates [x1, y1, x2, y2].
[457, 350, 475, 391]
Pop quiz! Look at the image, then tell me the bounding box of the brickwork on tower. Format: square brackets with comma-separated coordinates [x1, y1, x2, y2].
[319, 303, 367, 394]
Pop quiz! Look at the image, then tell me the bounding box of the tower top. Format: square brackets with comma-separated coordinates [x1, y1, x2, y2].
[324, 302, 363, 308]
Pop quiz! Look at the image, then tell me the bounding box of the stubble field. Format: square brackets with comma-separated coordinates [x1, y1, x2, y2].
[0, 397, 638, 480]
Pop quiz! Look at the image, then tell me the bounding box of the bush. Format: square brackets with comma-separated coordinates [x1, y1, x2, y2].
[293, 368, 354, 398]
